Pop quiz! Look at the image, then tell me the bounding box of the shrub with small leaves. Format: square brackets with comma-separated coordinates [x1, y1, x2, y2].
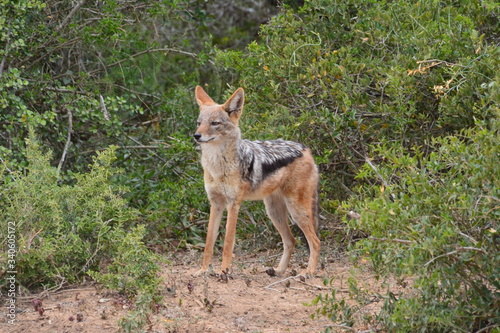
[315, 115, 500, 331]
[1, 131, 137, 287]
[0, 131, 163, 333]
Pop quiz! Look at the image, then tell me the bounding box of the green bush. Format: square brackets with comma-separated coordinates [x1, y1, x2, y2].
[1, 133, 125, 287]
[219, 0, 499, 330]
[0, 132, 162, 321]
[315, 114, 500, 331]
[215, 0, 499, 206]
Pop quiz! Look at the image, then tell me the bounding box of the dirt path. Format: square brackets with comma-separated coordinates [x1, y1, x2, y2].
[3, 249, 387, 332]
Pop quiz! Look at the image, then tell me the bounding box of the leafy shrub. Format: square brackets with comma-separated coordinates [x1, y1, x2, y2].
[315, 115, 500, 331]
[215, 0, 499, 207]
[0, 131, 162, 298]
[221, 0, 500, 330]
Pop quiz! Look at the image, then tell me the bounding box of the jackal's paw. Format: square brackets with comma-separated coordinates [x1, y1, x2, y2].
[298, 270, 315, 279]
[265, 267, 285, 277]
[192, 268, 208, 277]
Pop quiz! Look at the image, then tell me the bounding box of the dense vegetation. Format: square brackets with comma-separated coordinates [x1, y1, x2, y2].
[1, 0, 498, 331]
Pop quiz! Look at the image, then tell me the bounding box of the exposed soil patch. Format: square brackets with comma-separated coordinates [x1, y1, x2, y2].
[3, 248, 398, 332]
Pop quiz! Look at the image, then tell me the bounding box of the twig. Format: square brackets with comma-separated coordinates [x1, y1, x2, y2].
[57, 0, 87, 32]
[296, 279, 335, 291]
[425, 247, 488, 267]
[368, 237, 414, 245]
[16, 287, 92, 301]
[119, 145, 163, 149]
[459, 232, 478, 245]
[356, 111, 391, 118]
[364, 157, 387, 187]
[127, 135, 166, 163]
[476, 325, 499, 333]
[113, 83, 164, 101]
[289, 32, 322, 67]
[364, 156, 396, 201]
[79, 144, 167, 155]
[24, 37, 82, 72]
[289, 287, 306, 291]
[58, 109, 73, 172]
[416, 59, 467, 68]
[240, 253, 281, 265]
[323, 324, 355, 331]
[263, 275, 299, 290]
[34, 277, 66, 300]
[46, 87, 88, 95]
[0, 28, 10, 76]
[99, 95, 110, 121]
[77, 219, 112, 276]
[89, 47, 212, 76]
[0, 156, 13, 175]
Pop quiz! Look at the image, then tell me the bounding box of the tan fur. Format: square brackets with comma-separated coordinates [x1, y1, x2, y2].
[193, 86, 320, 277]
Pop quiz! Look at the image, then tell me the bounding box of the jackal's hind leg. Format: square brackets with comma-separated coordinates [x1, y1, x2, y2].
[264, 193, 296, 275]
[286, 196, 320, 277]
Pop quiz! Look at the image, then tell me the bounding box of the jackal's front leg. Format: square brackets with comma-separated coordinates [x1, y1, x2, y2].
[193, 202, 224, 277]
[220, 202, 241, 273]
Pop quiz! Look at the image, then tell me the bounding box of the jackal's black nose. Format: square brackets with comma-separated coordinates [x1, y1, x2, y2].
[193, 133, 202, 141]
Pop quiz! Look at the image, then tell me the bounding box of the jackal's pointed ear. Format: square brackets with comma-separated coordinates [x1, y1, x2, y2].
[223, 88, 244, 118]
[195, 86, 216, 106]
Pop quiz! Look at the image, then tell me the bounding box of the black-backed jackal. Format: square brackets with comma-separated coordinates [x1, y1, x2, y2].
[193, 86, 320, 277]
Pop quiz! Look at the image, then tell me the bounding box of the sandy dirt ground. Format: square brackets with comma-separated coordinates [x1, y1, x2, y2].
[2, 247, 398, 333]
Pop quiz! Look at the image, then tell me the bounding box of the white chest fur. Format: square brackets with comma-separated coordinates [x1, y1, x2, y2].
[200, 143, 240, 181]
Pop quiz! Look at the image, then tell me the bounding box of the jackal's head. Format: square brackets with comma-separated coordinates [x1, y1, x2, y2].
[193, 86, 244, 144]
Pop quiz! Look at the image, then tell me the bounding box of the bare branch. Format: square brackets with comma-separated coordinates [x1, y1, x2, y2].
[46, 87, 88, 95]
[425, 247, 488, 267]
[0, 29, 10, 76]
[476, 325, 499, 333]
[57, 0, 87, 32]
[58, 109, 73, 172]
[24, 37, 82, 71]
[368, 237, 415, 245]
[264, 275, 298, 290]
[127, 135, 167, 164]
[99, 95, 110, 121]
[364, 156, 396, 201]
[113, 83, 164, 102]
[459, 232, 478, 245]
[364, 157, 388, 187]
[89, 47, 213, 76]
[323, 324, 355, 332]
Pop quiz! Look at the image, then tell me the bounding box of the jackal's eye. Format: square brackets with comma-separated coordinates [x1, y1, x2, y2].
[211, 121, 221, 126]
[196, 121, 201, 126]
